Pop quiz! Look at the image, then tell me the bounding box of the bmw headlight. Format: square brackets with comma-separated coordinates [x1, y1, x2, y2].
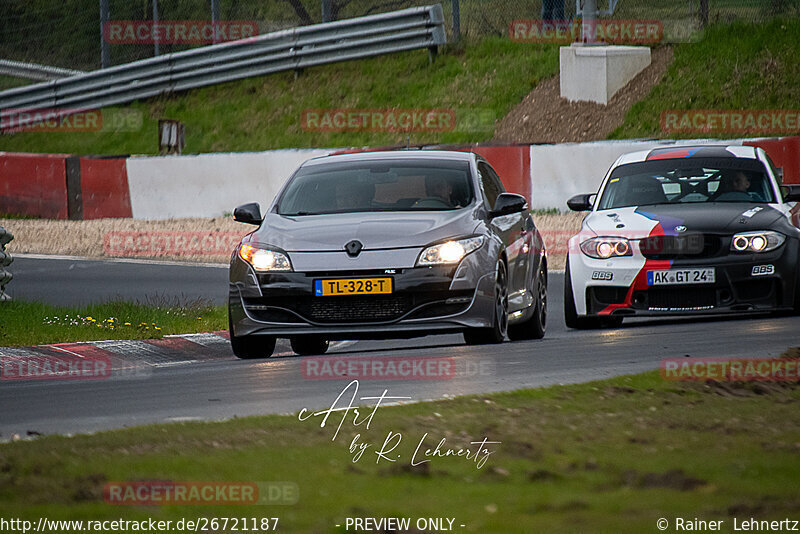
[238, 243, 292, 271]
[417, 236, 484, 266]
[580, 237, 633, 259]
[730, 231, 785, 253]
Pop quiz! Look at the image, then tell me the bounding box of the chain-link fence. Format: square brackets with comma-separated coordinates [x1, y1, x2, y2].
[1, 0, 798, 72]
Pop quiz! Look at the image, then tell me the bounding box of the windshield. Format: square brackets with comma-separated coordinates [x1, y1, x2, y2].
[276, 159, 474, 215]
[597, 157, 775, 210]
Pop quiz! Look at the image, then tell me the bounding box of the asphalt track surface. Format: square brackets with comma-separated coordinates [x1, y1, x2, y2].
[1, 255, 798, 438]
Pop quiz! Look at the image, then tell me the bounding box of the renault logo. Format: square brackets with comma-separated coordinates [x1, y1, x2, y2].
[345, 240, 363, 257]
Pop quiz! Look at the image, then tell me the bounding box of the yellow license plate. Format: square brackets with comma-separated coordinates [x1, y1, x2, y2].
[314, 277, 392, 296]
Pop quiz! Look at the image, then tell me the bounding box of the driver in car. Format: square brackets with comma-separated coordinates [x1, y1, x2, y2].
[715, 170, 752, 201]
[414, 175, 454, 208]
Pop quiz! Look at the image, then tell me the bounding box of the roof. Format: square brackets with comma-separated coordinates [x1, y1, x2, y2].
[618, 145, 758, 165]
[302, 149, 475, 167]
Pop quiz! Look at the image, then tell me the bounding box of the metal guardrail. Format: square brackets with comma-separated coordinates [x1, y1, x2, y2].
[0, 5, 446, 131]
[0, 227, 13, 302]
[0, 59, 85, 82]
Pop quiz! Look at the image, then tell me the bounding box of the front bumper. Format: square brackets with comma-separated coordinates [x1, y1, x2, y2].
[570, 238, 799, 317]
[229, 253, 497, 338]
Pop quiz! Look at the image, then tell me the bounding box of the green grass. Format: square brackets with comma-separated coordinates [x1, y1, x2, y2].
[0, 75, 31, 91]
[0, 299, 227, 346]
[0, 38, 559, 155]
[612, 18, 800, 140]
[0, 212, 38, 220]
[1, 366, 799, 532]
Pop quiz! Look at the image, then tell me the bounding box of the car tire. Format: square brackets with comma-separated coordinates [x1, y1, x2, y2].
[290, 336, 330, 356]
[508, 261, 546, 341]
[464, 260, 508, 345]
[564, 257, 623, 329]
[229, 313, 276, 359]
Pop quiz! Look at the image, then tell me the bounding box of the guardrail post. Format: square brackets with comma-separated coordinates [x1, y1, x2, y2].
[322, 0, 333, 22]
[451, 0, 460, 41]
[0, 227, 13, 302]
[100, 0, 110, 68]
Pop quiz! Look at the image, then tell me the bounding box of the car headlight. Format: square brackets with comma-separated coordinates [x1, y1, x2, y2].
[580, 237, 633, 259]
[417, 236, 484, 266]
[238, 243, 292, 271]
[730, 231, 785, 253]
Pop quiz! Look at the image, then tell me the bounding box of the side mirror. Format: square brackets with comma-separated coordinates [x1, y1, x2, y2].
[567, 193, 594, 212]
[781, 185, 800, 203]
[490, 193, 527, 218]
[233, 203, 263, 225]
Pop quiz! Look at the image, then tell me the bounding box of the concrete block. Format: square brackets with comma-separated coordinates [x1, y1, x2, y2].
[560, 44, 651, 105]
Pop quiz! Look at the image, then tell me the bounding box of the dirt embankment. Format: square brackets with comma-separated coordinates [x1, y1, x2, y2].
[493, 46, 674, 144]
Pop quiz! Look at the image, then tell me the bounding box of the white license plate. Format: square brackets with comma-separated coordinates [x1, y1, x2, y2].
[647, 268, 715, 285]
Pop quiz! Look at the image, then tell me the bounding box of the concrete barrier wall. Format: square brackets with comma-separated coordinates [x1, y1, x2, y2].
[0, 152, 71, 218]
[0, 152, 132, 219]
[125, 150, 329, 219]
[529, 139, 742, 210]
[80, 157, 133, 219]
[3, 136, 798, 220]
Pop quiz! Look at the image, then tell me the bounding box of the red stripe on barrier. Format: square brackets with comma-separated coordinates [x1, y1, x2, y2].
[743, 136, 800, 185]
[0, 152, 70, 218]
[80, 157, 133, 218]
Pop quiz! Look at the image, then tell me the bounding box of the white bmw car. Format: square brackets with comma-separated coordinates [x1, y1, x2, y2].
[565, 145, 800, 328]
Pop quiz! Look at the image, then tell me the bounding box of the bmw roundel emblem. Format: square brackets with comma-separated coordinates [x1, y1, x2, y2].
[674, 225, 687, 233]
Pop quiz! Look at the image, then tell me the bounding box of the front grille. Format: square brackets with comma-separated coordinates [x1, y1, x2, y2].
[245, 289, 472, 324]
[305, 295, 412, 322]
[639, 234, 724, 260]
[636, 287, 717, 310]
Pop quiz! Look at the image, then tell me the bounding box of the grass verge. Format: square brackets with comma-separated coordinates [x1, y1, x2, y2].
[0, 299, 227, 346]
[0, 38, 559, 156]
[611, 18, 800, 139]
[1, 362, 799, 532]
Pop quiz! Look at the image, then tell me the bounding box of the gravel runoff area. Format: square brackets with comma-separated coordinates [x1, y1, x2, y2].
[1, 213, 584, 270]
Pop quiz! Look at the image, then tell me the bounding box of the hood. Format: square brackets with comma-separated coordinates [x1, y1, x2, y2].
[585, 203, 785, 238]
[249, 209, 479, 252]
